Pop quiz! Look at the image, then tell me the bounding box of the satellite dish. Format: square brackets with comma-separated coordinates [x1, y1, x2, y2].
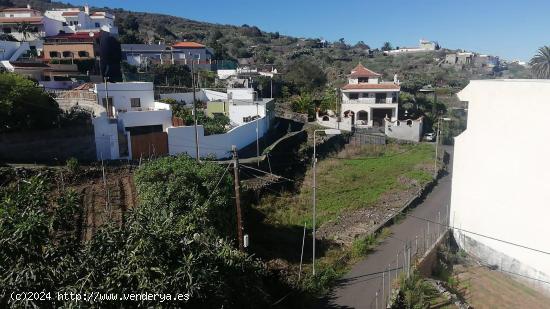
[89, 32, 94, 37]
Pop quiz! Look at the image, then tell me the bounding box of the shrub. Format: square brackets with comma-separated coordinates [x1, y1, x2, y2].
[65, 157, 80, 175]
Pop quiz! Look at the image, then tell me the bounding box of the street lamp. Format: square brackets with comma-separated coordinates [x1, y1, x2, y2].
[312, 128, 341, 276]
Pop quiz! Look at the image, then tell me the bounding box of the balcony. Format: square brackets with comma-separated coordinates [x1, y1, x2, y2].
[343, 97, 397, 104]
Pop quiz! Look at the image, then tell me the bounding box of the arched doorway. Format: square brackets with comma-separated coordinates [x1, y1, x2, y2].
[343, 110, 355, 125]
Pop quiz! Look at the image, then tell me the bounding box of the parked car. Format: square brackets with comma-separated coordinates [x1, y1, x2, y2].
[424, 132, 436, 142]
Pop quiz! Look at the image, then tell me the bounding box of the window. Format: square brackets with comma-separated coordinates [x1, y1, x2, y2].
[62, 51, 74, 58]
[2, 27, 11, 34]
[78, 51, 89, 57]
[95, 22, 100, 28]
[49, 51, 60, 58]
[357, 110, 368, 121]
[62, 22, 68, 26]
[358, 77, 369, 83]
[130, 98, 141, 108]
[349, 93, 359, 100]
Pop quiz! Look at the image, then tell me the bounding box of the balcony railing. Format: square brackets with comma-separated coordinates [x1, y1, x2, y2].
[343, 98, 397, 104]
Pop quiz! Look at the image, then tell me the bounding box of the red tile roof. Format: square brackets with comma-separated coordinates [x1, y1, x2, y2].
[342, 83, 400, 90]
[172, 41, 205, 49]
[349, 63, 381, 78]
[1, 8, 39, 12]
[0, 16, 43, 24]
[62, 11, 80, 16]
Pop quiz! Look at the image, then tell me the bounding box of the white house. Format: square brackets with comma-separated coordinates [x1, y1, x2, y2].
[341, 64, 399, 127]
[0, 6, 61, 52]
[384, 39, 438, 55]
[93, 83, 275, 160]
[167, 87, 275, 159]
[451, 80, 550, 294]
[92, 82, 172, 160]
[44, 6, 118, 36]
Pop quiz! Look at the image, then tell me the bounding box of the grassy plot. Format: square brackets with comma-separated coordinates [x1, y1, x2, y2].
[259, 143, 435, 227]
[249, 142, 436, 300]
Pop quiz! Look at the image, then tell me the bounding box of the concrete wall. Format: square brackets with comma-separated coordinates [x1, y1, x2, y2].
[384, 117, 423, 142]
[92, 116, 119, 160]
[118, 109, 172, 130]
[167, 115, 270, 159]
[0, 125, 96, 162]
[160, 89, 227, 105]
[451, 80, 550, 293]
[316, 115, 353, 131]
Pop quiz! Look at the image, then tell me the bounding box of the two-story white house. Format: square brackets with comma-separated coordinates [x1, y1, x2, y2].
[44, 6, 118, 36]
[341, 64, 400, 127]
[92, 82, 172, 160]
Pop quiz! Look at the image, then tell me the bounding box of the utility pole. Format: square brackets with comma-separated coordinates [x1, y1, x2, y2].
[191, 57, 200, 161]
[232, 145, 244, 251]
[256, 100, 260, 166]
[434, 115, 441, 177]
[104, 77, 110, 117]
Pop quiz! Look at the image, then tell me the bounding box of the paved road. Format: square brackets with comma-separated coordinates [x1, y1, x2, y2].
[319, 146, 454, 309]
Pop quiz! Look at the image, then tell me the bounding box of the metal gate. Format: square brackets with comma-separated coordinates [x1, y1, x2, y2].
[130, 132, 168, 159]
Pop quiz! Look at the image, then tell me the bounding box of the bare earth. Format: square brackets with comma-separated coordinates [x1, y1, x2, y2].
[455, 262, 550, 309]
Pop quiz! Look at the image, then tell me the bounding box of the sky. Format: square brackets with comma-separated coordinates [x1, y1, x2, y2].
[62, 0, 549, 61]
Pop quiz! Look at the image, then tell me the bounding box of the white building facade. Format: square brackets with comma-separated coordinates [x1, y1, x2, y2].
[451, 80, 550, 294]
[341, 64, 399, 128]
[44, 6, 117, 36]
[92, 82, 172, 160]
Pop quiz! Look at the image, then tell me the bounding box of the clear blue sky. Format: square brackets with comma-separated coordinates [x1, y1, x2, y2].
[63, 0, 547, 61]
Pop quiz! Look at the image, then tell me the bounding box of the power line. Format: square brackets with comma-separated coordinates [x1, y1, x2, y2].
[202, 163, 231, 208]
[406, 213, 550, 256]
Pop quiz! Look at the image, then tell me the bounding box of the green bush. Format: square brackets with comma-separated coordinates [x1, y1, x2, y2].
[65, 157, 80, 174]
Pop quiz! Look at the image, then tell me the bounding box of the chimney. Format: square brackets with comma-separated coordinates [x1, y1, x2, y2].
[84, 4, 90, 14]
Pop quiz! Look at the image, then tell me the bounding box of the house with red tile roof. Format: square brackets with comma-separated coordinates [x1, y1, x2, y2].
[0, 5, 61, 45]
[340, 64, 400, 127]
[44, 5, 117, 36]
[170, 41, 214, 65]
[121, 41, 216, 70]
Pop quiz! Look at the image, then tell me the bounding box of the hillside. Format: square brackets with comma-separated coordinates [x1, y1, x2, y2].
[3, 0, 532, 88]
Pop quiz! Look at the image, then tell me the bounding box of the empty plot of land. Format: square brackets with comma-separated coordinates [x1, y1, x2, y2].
[454, 263, 550, 309]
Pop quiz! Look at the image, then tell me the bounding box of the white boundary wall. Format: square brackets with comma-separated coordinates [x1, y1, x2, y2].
[168, 115, 269, 159]
[451, 80, 550, 293]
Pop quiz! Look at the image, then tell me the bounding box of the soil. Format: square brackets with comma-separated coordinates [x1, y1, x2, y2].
[316, 163, 431, 245]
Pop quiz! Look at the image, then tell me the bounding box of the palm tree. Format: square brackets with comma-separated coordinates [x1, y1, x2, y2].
[529, 46, 550, 78]
[15, 22, 33, 41]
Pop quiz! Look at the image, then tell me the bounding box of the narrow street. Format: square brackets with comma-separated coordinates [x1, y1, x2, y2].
[319, 146, 453, 309]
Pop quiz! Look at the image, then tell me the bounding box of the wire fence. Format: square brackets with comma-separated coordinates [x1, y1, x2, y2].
[367, 206, 451, 308]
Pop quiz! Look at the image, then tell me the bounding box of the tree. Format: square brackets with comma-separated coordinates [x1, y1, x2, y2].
[529, 46, 550, 78]
[381, 41, 393, 51]
[291, 92, 314, 116]
[354, 41, 370, 50]
[284, 60, 327, 93]
[319, 88, 337, 113]
[15, 22, 33, 41]
[0, 72, 60, 132]
[152, 64, 192, 86]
